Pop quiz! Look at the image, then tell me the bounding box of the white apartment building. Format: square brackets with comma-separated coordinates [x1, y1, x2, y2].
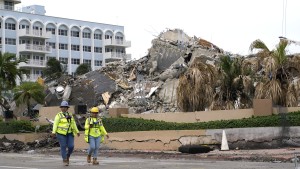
[0, 0, 131, 81]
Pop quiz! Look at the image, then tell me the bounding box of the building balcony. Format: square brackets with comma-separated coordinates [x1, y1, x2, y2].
[19, 44, 52, 54]
[104, 52, 131, 60]
[22, 74, 41, 82]
[11, 0, 21, 4]
[19, 29, 52, 39]
[0, 5, 13, 10]
[0, 1, 22, 11]
[104, 39, 131, 47]
[19, 59, 46, 68]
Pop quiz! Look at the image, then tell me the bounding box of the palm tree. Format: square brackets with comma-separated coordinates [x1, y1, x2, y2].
[42, 58, 66, 81]
[0, 52, 28, 111]
[0, 52, 27, 88]
[13, 82, 45, 118]
[75, 63, 91, 76]
[250, 39, 299, 106]
[177, 57, 216, 112]
[212, 55, 255, 110]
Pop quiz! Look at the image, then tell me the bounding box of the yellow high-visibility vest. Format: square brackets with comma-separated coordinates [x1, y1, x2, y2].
[52, 112, 79, 136]
[84, 117, 107, 143]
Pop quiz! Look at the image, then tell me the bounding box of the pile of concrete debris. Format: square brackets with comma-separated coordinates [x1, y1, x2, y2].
[0, 136, 59, 153]
[44, 29, 224, 114]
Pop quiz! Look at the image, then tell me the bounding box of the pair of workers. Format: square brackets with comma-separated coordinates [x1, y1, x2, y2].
[52, 101, 109, 166]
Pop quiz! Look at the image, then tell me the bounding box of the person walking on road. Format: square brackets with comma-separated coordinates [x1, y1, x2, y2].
[84, 107, 109, 165]
[51, 101, 80, 166]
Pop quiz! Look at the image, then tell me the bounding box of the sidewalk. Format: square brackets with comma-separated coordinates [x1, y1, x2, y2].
[65, 147, 299, 163]
[197, 148, 298, 162]
[29, 146, 300, 163]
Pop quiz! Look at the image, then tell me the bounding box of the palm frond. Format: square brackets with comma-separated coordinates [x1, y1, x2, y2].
[249, 39, 270, 53]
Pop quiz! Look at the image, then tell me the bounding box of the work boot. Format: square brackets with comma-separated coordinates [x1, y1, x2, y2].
[63, 159, 69, 166]
[92, 158, 99, 165]
[87, 155, 91, 163]
[67, 155, 70, 163]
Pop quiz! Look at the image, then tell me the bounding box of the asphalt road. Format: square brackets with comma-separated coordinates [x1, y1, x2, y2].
[0, 153, 295, 169]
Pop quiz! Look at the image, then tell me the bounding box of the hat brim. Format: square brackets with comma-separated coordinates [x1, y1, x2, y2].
[60, 106, 70, 108]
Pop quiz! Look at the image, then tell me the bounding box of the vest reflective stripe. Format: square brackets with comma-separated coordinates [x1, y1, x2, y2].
[84, 118, 91, 143]
[56, 112, 72, 135]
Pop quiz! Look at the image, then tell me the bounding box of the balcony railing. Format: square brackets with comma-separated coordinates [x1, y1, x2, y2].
[19, 59, 46, 68]
[19, 29, 52, 39]
[22, 74, 41, 82]
[104, 52, 131, 60]
[104, 39, 131, 47]
[0, 3, 21, 11]
[19, 44, 52, 54]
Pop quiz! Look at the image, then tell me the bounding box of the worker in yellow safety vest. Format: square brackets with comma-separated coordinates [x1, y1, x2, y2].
[51, 101, 80, 166]
[84, 107, 109, 165]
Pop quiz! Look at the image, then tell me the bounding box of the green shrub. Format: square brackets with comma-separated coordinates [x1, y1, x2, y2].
[102, 111, 300, 133]
[0, 120, 34, 134]
[2, 111, 300, 134]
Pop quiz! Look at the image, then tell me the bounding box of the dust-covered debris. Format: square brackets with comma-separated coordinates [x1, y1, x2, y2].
[0, 136, 59, 153]
[40, 28, 225, 115]
[4, 28, 300, 119]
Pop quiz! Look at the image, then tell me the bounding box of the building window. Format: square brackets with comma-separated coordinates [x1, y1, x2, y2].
[59, 43, 68, 50]
[105, 48, 112, 52]
[94, 33, 102, 40]
[116, 48, 125, 53]
[47, 56, 56, 61]
[115, 36, 124, 44]
[83, 59, 91, 66]
[83, 46, 91, 52]
[46, 28, 55, 35]
[71, 31, 79, 37]
[47, 42, 56, 49]
[59, 57, 68, 64]
[94, 60, 102, 66]
[19, 24, 29, 29]
[33, 40, 43, 45]
[5, 23, 15, 30]
[71, 58, 80, 65]
[5, 38, 16, 45]
[4, 1, 13, 10]
[33, 55, 43, 60]
[19, 39, 30, 44]
[71, 44, 80, 51]
[0, 38, 2, 44]
[33, 26, 42, 31]
[20, 54, 30, 60]
[82, 32, 91, 39]
[58, 29, 68, 36]
[105, 35, 112, 39]
[94, 47, 102, 53]
[115, 36, 123, 40]
[33, 69, 43, 76]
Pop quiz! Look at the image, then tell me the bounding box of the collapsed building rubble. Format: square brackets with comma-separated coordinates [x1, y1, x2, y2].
[0, 136, 59, 153]
[1, 28, 298, 120]
[2, 28, 300, 153]
[43, 29, 224, 115]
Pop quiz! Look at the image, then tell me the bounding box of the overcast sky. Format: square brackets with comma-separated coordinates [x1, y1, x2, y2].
[18, 0, 300, 59]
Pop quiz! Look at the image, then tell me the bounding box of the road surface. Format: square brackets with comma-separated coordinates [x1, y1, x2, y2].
[0, 153, 295, 169]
